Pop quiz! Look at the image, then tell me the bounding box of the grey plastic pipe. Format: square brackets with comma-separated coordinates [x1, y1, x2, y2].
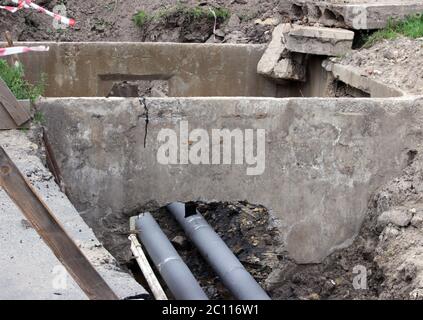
[167, 202, 271, 300]
[135, 212, 208, 300]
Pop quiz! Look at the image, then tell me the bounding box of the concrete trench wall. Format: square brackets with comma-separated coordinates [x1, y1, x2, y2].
[38, 96, 423, 264]
[1, 42, 401, 99]
[1, 42, 303, 98]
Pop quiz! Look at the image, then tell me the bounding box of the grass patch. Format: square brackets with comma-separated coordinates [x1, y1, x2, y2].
[33, 111, 45, 125]
[180, 6, 230, 21]
[133, 10, 152, 27]
[133, 5, 230, 28]
[364, 14, 423, 47]
[0, 59, 45, 103]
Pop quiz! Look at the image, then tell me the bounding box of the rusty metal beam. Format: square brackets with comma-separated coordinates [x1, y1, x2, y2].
[42, 127, 67, 195]
[0, 147, 118, 300]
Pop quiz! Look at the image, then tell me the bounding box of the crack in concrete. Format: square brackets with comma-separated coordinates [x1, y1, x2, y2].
[139, 97, 149, 148]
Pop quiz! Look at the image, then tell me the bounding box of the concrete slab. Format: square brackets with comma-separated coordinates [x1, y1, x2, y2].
[290, 0, 423, 30]
[322, 59, 406, 97]
[286, 26, 354, 56]
[0, 131, 147, 300]
[273, 55, 307, 81]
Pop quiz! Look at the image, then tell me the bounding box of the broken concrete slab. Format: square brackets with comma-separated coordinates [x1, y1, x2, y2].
[322, 59, 406, 97]
[286, 26, 354, 56]
[272, 54, 307, 82]
[257, 24, 291, 76]
[289, 0, 423, 30]
[257, 24, 307, 82]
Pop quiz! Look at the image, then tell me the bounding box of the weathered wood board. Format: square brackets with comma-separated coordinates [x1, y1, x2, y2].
[0, 77, 31, 129]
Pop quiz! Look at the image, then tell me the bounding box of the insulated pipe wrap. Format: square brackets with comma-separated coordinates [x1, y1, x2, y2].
[167, 202, 271, 300]
[136, 212, 208, 300]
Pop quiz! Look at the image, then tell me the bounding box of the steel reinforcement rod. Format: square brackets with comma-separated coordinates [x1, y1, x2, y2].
[135, 212, 208, 300]
[167, 202, 271, 300]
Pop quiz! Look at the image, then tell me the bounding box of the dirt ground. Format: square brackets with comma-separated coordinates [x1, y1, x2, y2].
[0, 0, 291, 43]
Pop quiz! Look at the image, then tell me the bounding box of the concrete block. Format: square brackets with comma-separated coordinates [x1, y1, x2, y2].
[258, 24, 307, 82]
[273, 55, 307, 82]
[257, 24, 291, 76]
[286, 26, 354, 56]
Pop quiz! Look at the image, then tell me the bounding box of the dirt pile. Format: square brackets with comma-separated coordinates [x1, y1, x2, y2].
[0, 0, 292, 43]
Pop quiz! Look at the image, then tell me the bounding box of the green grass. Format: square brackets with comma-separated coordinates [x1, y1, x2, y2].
[180, 6, 230, 21]
[133, 10, 152, 27]
[364, 14, 423, 47]
[0, 60, 45, 103]
[33, 111, 45, 125]
[133, 5, 230, 28]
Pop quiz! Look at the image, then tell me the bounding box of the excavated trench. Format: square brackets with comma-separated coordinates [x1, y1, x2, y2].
[14, 42, 422, 299]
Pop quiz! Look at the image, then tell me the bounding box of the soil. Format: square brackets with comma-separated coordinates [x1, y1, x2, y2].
[0, 0, 292, 44]
[336, 37, 423, 95]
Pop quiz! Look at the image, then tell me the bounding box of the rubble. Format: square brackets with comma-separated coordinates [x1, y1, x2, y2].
[257, 24, 307, 81]
[377, 207, 413, 228]
[257, 24, 291, 76]
[272, 54, 307, 81]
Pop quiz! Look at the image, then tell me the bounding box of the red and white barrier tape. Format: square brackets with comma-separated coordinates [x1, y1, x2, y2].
[0, 45, 49, 57]
[0, 5, 20, 12]
[1, 0, 75, 27]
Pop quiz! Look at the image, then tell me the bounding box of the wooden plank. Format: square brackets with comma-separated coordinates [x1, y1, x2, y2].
[0, 101, 17, 129]
[0, 77, 31, 126]
[0, 147, 118, 300]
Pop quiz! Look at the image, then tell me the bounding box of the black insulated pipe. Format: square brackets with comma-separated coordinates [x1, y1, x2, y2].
[167, 202, 271, 300]
[135, 212, 208, 300]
